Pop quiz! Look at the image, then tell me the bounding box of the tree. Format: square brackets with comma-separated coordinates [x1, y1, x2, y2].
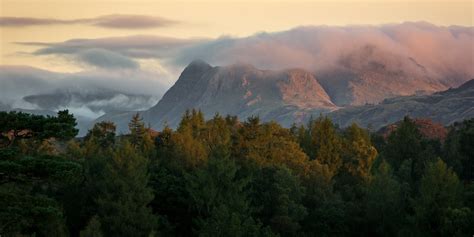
[310, 116, 343, 175]
[85, 121, 116, 148]
[383, 117, 437, 185]
[342, 123, 378, 182]
[233, 119, 310, 175]
[300, 159, 346, 236]
[128, 113, 155, 155]
[0, 155, 82, 236]
[444, 119, 474, 181]
[0, 110, 78, 147]
[44, 110, 79, 140]
[96, 141, 158, 236]
[364, 161, 404, 236]
[413, 158, 469, 236]
[80, 215, 103, 237]
[251, 166, 307, 236]
[185, 153, 273, 236]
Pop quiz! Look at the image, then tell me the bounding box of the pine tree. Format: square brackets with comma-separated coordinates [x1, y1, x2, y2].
[96, 141, 158, 236]
[185, 152, 273, 236]
[128, 113, 155, 155]
[251, 166, 307, 236]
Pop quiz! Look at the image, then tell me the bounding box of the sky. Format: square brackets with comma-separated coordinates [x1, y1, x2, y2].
[0, 0, 472, 119]
[1, 0, 472, 72]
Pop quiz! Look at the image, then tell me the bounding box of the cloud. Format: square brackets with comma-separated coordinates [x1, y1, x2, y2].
[77, 49, 139, 69]
[11, 22, 474, 99]
[21, 35, 207, 59]
[0, 14, 177, 29]
[172, 22, 474, 82]
[0, 65, 171, 118]
[0, 17, 69, 26]
[90, 14, 177, 29]
[23, 22, 472, 81]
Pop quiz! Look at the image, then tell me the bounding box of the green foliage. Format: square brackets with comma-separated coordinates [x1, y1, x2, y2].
[0, 186, 68, 236]
[234, 118, 310, 175]
[251, 166, 307, 236]
[0, 110, 78, 148]
[85, 121, 116, 148]
[444, 118, 474, 181]
[383, 117, 439, 187]
[1, 110, 472, 237]
[412, 158, 467, 236]
[364, 161, 404, 236]
[96, 141, 159, 237]
[128, 113, 155, 155]
[80, 215, 103, 237]
[309, 116, 343, 175]
[185, 153, 273, 236]
[342, 123, 378, 182]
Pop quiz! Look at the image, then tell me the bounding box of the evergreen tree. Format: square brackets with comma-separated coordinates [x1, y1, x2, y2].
[413, 158, 468, 236]
[364, 161, 404, 236]
[251, 166, 307, 236]
[96, 141, 158, 236]
[128, 113, 155, 155]
[80, 215, 103, 237]
[185, 152, 273, 236]
[85, 121, 116, 148]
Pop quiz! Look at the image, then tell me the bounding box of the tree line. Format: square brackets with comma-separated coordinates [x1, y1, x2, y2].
[0, 110, 473, 236]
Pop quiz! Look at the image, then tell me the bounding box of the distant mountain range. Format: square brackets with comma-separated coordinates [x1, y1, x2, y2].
[328, 79, 474, 129]
[95, 61, 473, 133]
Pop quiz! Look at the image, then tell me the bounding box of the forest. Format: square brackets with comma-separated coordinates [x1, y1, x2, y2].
[0, 109, 473, 237]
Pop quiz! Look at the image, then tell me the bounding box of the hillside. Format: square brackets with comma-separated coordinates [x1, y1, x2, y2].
[328, 79, 474, 129]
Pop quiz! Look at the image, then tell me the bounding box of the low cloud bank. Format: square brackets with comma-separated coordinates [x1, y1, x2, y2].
[0, 66, 167, 119]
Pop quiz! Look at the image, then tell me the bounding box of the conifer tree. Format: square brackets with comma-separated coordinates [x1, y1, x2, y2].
[128, 113, 155, 155]
[85, 121, 116, 148]
[96, 141, 158, 236]
[185, 152, 273, 236]
[413, 158, 469, 236]
[251, 166, 307, 236]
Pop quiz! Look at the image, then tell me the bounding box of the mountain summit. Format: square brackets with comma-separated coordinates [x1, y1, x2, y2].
[146, 60, 337, 128]
[95, 61, 473, 133]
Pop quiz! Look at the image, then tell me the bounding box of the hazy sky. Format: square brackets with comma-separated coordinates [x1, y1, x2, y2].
[1, 0, 472, 72]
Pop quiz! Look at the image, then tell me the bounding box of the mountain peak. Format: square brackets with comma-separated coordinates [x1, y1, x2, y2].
[146, 62, 336, 129]
[186, 59, 212, 70]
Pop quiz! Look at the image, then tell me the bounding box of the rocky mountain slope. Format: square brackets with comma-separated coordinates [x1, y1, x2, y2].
[97, 60, 338, 132]
[328, 79, 474, 129]
[96, 61, 473, 133]
[317, 44, 450, 106]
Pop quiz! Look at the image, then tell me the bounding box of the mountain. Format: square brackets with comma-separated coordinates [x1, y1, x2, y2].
[0, 65, 162, 120]
[97, 60, 338, 132]
[328, 79, 474, 129]
[317, 44, 449, 106]
[23, 89, 157, 115]
[96, 61, 473, 134]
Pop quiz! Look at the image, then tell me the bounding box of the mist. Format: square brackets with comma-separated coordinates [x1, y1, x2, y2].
[0, 66, 169, 119]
